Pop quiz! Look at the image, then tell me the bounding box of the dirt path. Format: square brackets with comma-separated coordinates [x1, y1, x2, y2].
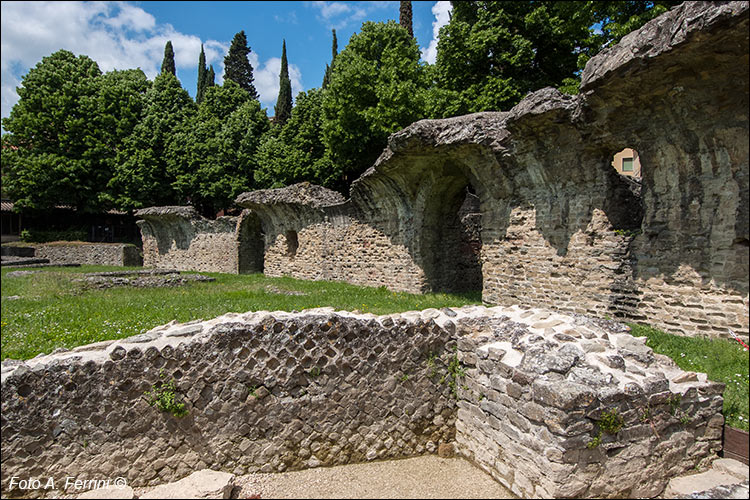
[231, 455, 515, 499]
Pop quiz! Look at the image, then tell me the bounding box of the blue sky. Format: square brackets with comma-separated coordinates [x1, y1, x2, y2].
[1, 1, 453, 121]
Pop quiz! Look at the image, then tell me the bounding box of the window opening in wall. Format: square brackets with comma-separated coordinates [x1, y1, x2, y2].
[286, 230, 299, 257]
[612, 148, 641, 179]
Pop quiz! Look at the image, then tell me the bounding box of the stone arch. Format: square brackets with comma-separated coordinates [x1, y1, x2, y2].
[237, 210, 264, 274]
[413, 161, 484, 294]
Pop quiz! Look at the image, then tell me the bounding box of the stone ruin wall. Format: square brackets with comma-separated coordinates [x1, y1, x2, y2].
[135, 2, 749, 341]
[136, 207, 244, 274]
[1, 306, 725, 498]
[34, 243, 142, 267]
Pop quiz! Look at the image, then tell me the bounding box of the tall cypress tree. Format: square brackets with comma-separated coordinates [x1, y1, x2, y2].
[207, 65, 215, 89]
[399, 1, 414, 37]
[322, 29, 338, 89]
[274, 40, 293, 126]
[224, 30, 258, 99]
[161, 40, 176, 75]
[196, 44, 207, 104]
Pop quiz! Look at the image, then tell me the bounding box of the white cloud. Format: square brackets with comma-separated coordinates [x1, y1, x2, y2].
[420, 1, 452, 64]
[249, 54, 304, 107]
[309, 1, 394, 30]
[0, 1, 290, 121]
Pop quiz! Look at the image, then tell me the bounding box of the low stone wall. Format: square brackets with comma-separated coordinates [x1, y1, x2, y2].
[1, 306, 724, 498]
[34, 243, 141, 267]
[0, 309, 457, 497]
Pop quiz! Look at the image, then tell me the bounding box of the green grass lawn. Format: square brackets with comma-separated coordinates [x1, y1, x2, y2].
[1, 265, 481, 361]
[629, 323, 749, 431]
[2, 265, 747, 430]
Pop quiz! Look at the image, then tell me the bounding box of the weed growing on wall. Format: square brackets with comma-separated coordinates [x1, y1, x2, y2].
[143, 371, 188, 417]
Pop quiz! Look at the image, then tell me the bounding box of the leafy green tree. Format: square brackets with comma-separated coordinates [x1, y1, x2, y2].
[256, 88, 339, 189]
[224, 30, 258, 99]
[274, 40, 293, 126]
[107, 72, 196, 211]
[431, 1, 596, 115]
[161, 40, 176, 75]
[92, 69, 151, 187]
[207, 65, 216, 88]
[1, 50, 108, 212]
[431, 1, 679, 112]
[170, 81, 269, 216]
[321, 21, 426, 190]
[196, 44, 208, 104]
[400, 1, 414, 37]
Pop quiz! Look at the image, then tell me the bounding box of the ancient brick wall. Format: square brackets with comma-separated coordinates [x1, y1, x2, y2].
[136, 207, 249, 274]
[30, 243, 141, 267]
[453, 308, 725, 498]
[1, 306, 724, 498]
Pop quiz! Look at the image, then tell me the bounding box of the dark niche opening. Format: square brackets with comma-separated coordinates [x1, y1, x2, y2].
[420, 171, 483, 295]
[286, 230, 299, 258]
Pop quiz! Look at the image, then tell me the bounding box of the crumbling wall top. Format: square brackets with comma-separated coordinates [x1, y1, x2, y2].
[135, 206, 203, 221]
[581, 1, 749, 91]
[236, 182, 346, 209]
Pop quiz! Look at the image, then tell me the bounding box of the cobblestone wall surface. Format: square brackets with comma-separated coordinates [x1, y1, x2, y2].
[1, 308, 459, 497]
[34, 243, 142, 267]
[1, 306, 725, 498]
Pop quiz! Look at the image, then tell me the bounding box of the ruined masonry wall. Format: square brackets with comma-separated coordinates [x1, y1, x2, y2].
[0, 309, 457, 496]
[1, 306, 724, 498]
[453, 308, 725, 498]
[137, 213, 240, 274]
[34, 243, 142, 267]
[262, 217, 429, 293]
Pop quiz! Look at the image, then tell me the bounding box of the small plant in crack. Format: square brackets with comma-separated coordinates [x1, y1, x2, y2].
[668, 393, 682, 416]
[309, 366, 322, 378]
[599, 408, 624, 435]
[426, 353, 439, 379]
[399, 373, 409, 383]
[587, 431, 602, 449]
[143, 371, 188, 417]
[441, 349, 467, 399]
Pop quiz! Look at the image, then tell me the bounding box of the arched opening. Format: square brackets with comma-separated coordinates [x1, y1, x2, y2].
[419, 167, 483, 295]
[285, 230, 299, 258]
[237, 212, 264, 274]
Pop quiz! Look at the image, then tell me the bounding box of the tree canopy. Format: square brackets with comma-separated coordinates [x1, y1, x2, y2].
[322, 20, 426, 189]
[274, 40, 293, 126]
[161, 40, 176, 75]
[2, 2, 676, 219]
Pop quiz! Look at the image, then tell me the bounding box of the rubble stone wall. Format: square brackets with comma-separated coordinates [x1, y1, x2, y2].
[453, 309, 725, 498]
[29, 243, 141, 267]
[1, 306, 725, 498]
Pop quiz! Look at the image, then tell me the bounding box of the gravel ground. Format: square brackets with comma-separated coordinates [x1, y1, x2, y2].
[230, 455, 515, 499]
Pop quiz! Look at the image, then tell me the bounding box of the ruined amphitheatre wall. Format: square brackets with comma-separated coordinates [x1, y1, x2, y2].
[1, 307, 725, 498]
[136, 207, 249, 274]
[135, 2, 748, 340]
[236, 1, 748, 340]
